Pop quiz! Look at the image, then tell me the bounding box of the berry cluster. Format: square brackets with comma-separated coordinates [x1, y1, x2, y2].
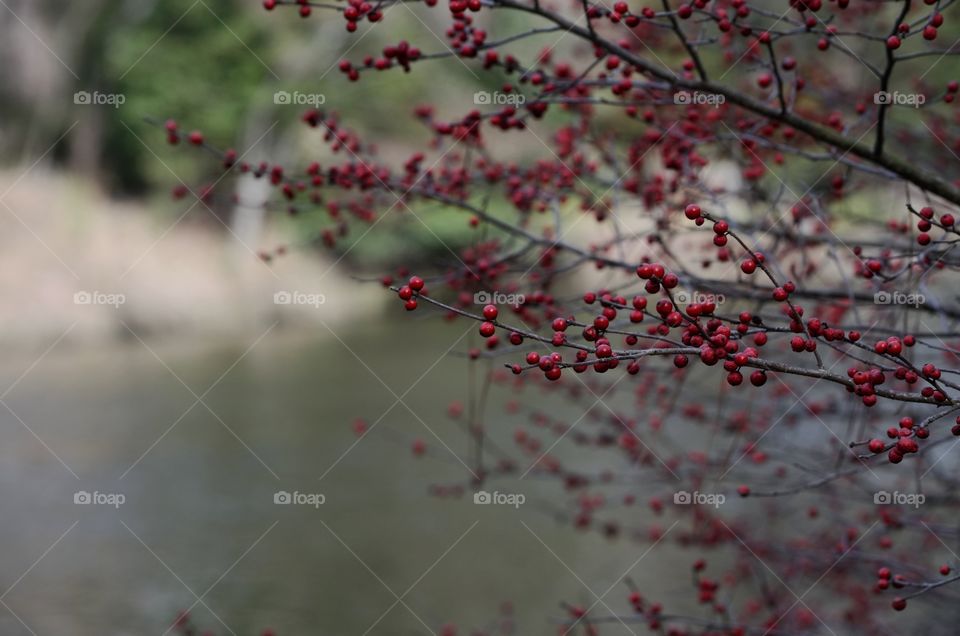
[156, 0, 960, 630]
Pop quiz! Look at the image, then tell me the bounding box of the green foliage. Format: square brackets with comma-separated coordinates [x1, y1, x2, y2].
[100, 0, 269, 192]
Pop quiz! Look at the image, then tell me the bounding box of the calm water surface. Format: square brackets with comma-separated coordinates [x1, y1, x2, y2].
[0, 320, 689, 635]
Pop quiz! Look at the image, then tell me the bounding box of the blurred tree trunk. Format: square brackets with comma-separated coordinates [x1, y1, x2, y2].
[69, 106, 104, 181]
[66, 0, 123, 185]
[231, 113, 272, 257]
[229, 15, 351, 257]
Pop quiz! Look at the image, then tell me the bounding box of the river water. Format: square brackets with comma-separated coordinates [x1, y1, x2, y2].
[0, 320, 689, 635]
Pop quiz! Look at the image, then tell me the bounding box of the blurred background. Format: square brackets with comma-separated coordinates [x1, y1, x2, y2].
[0, 1, 684, 634]
[3, 0, 955, 633]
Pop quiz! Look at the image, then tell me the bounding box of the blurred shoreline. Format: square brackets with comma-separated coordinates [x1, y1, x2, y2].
[1, 169, 383, 351]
